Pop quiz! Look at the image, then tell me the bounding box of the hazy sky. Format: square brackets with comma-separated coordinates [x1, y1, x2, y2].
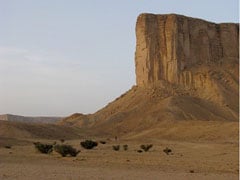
[0, 0, 238, 116]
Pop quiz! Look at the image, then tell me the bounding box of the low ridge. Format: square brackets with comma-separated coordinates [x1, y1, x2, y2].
[0, 114, 62, 124]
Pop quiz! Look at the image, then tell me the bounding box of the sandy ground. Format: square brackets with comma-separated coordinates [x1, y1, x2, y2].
[0, 138, 238, 180]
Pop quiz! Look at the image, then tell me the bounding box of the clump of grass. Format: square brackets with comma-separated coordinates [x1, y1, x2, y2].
[4, 145, 11, 149]
[140, 144, 153, 152]
[123, 144, 128, 151]
[60, 139, 65, 143]
[33, 142, 53, 154]
[54, 144, 80, 157]
[137, 150, 143, 153]
[80, 140, 98, 149]
[163, 147, 172, 155]
[112, 145, 120, 151]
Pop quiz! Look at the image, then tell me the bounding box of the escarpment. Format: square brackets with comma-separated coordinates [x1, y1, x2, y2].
[135, 13, 239, 87]
[60, 14, 239, 132]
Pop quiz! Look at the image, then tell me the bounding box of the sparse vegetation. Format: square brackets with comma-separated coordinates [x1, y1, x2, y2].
[33, 142, 53, 154]
[99, 141, 106, 144]
[140, 144, 153, 152]
[123, 144, 128, 151]
[80, 140, 98, 149]
[137, 150, 143, 153]
[60, 139, 65, 143]
[4, 145, 11, 149]
[54, 144, 80, 157]
[163, 147, 172, 155]
[112, 145, 120, 151]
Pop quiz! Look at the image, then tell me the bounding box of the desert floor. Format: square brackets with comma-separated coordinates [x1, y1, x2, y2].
[0, 137, 239, 180]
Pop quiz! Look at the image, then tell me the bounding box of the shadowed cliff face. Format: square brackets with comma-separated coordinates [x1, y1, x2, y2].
[135, 13, 239, 87]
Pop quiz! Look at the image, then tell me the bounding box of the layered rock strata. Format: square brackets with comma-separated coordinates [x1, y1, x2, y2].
[135, 14, 239, 87]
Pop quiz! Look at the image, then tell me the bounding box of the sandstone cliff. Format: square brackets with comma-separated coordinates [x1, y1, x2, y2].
[60, 14, 239, 137]
[135, 14, 239, 114]
[135, 13, 238, 87]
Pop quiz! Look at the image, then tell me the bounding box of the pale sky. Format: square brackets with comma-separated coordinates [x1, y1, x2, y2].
[0, 0, 238, 116]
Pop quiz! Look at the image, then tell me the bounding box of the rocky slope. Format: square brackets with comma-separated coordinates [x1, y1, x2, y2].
[60, 14, 239, 137]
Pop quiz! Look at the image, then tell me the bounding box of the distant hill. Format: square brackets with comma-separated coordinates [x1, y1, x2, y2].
[0, 114, 63, 124]
[0, 121, 83, 142]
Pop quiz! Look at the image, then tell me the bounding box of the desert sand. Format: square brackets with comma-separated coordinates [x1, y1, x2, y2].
[0, 120, 239, 180]
[0, 137, 239, 180]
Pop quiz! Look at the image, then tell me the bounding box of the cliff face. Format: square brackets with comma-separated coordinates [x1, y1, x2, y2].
[61, 14, 239, 133]
[135, 14, 239, 87]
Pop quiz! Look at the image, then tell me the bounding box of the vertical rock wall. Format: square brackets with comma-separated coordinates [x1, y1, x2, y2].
[135, 13, 239, 87]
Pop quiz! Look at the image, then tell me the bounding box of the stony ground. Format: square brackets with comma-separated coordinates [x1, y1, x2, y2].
[0, 138, 238, 180]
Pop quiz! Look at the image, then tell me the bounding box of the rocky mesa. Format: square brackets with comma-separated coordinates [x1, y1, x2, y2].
[60, 14, 239, 138]
[135, 14, 238, 87]
[134, 13, 239, 117]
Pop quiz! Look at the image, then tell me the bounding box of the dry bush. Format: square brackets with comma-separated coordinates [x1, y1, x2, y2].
[80, 140, 98, 149]
[54, 144, 80, 157]
[163, 147, 172, 155]
[140, 144, 153, 152]
[112, 145, 120, 151]
[123, 144, 128, 151]
[33, 142, 53, 154]
[4, 145, 11, 149]
[99, 141, 106, 144]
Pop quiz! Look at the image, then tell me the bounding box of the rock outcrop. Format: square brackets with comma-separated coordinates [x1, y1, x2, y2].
[60, 14, 239, 136]
[135, 13, 239, 87]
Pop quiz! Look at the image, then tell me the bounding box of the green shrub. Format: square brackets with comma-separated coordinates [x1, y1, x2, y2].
[123, 144, 128, 151]
[80, 140, 98, 149]
[54, 144, 80, 157]
[112, 145, 120, 151]
[33, 142, 53, 154]
[140, 144, 153, 152]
